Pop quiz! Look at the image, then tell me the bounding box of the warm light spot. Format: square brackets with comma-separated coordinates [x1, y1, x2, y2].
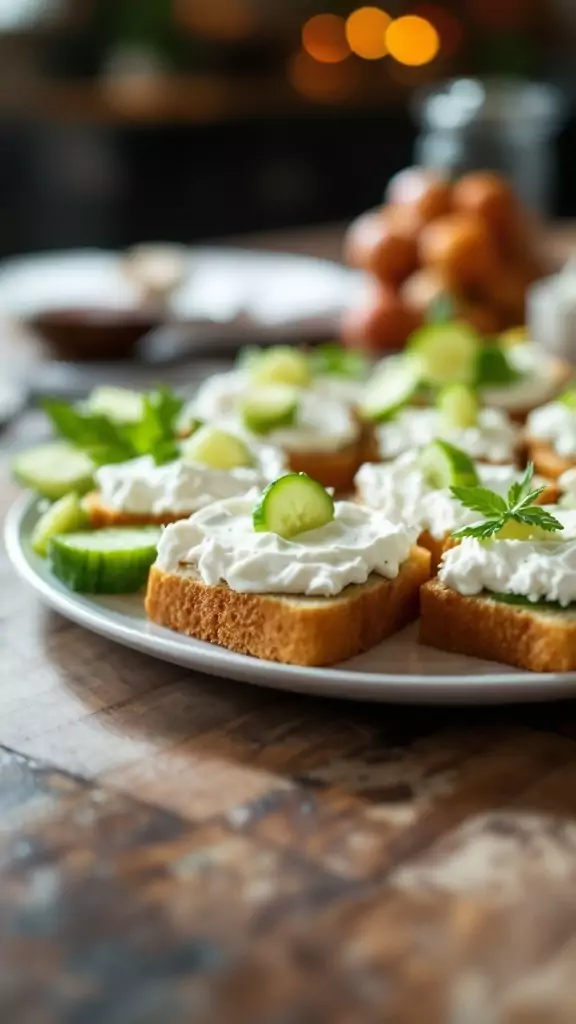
[345, 7, 391, 60]
[412, 3, 463, 58]
[288, 50, 359, 101]
[301, 14, 350, 64]
[385, 15, 440, 66]
[173, 0, 257, 41]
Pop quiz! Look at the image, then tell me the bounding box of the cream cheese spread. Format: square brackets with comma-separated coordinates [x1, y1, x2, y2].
[376, 407, 518, 463]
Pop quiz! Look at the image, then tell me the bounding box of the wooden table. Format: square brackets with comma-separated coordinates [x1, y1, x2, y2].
[3, 226, 576, 1023]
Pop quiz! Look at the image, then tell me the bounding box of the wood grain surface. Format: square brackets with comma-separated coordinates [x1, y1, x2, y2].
[2, 225, 576, 1023]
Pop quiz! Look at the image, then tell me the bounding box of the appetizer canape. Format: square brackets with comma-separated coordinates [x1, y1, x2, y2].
[480, 340, 571, 423]
[355, 441, 555, 572]
[420, 464, 576, 672]
[526, 389, 576, 480]
[146, 473, 430, 666]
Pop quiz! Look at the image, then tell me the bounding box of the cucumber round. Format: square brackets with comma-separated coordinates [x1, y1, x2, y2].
[408, 323, 481, 386]
[493, 521, 562, 542]
[181, 425, 253, 469]
[437, 383, 479, 429]
[253, 473, 334, 539]
[31, 493, 88, 557]
[360, 358, 420, 423]
[241, 385, 299, 435]
[48, 527, 161, 594]
[419, 440, 480, 490]
[249, 346, 311, 388]
[12, 443, 95, 500]
[85, 386, 144, 423]
[560, 389, 576, 411]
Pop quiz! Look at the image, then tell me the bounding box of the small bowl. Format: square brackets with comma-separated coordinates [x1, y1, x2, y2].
[27, 306, 162, 362]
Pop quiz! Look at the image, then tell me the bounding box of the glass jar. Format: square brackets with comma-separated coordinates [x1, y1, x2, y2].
[413, 77, 565, 215]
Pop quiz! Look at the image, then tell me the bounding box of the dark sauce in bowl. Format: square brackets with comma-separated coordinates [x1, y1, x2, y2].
[27, 306, 162, 361]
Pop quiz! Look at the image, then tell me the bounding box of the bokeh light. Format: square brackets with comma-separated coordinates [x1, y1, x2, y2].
[301, 14, 350, 64]
[289, 50, 359, 101]
[412, 3, 463, 58]
[345, 7, 391, 60]
[385, 15, 440, 66]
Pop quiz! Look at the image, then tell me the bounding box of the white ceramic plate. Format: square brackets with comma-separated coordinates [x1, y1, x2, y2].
[6, 494, 576, 706]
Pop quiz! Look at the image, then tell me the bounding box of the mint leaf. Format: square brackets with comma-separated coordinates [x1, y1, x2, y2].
[475, 345, 521, 387]
[450, 484, 508, 518]
[507, 462, 534, 508]
[512, 508, 564, 533]
[452, 518, 505, 540]
[311, 345, 367, 379]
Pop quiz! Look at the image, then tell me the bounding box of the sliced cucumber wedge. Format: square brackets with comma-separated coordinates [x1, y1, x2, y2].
[360, 358, 420, 423]
[493, 521, 563, 542]
[48, 527, 161, 593]
[408, 323, 481, 387]
[249, 346, 311, 388]
[437, 383, 479, 429]
[12, 443, 95, 500]
[419, 440, 480, 490]
[85, 386, 144, 423]
[241, 385, 299, 435]
[559, 389, 576, 411]
[181, 425, 253, 470]
[253, 473, 334, 539]
[31, 493, 88, 557]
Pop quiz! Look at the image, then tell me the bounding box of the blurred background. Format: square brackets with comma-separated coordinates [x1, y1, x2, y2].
[0, 0, 574, 259]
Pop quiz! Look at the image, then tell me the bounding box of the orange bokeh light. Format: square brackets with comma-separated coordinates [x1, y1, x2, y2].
[289, 49, 359, 101]
[412, 3, 463, 58]
[301, 14, 350, 64]
[345, 7, 392, 60]
[385, 15, 440, 66]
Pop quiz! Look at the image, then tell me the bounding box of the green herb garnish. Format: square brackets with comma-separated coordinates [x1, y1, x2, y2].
[43, 386, 184, 467]
[451, 463, 564, 541]
[310, 344, 367, 379]
[475, 344, 521, 387]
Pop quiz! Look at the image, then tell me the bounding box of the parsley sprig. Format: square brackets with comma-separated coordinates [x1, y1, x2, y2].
[451, 463, 564, 541]
[43, 386, 184, 467]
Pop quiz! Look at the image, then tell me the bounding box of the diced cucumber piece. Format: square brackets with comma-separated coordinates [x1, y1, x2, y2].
[559, 389, 576, 411]
[475, 345, 519, 387]
[31, 493, 88, 557]
[408, 323, 481, 386]
[493, 521, 563, 542]
[181, 425, 253, 470]
[249, 346, 311, 387]
[419, 440, 480, 490]
[310, 344, 367, 380]
[12, 443, 95, 500]
[437, 383, 479, 429]
[253, 473, 334, 539]
[241, 385, 299, 435]
[360, 358, 420, 422]
[48, 527, 161, 593]
[85, 386, 144, 423]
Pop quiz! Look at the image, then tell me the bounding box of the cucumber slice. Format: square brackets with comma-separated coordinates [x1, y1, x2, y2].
[249, 347, 311, 388]
[181, 425, 253, 469]
[437, 383, 479, 429]
[241, 385, 299, 435]
[408, 323, 481, 386]
[493, 521, 562, 542]
[48, 527, 161, 593]
[253, 473, 334, 539]
[86, 386, 144, 423]
[360, 358, 420, 423]
[12, 443, 95, 500]
[311, 345, 367, 380]
[31, 493, 88, 557]
[559, 389, 576, 411]
[419, 440, 480, 490]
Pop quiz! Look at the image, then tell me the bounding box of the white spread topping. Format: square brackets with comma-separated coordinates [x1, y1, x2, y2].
[559, 467, 576, 507]
[356, 453, 519, 540]
[155, 495, 418, 597]
[95, 443, 286, 516]
[527, 401, 576, 458]
[481, 343, 563, 413]
[184, 369, 247, 423]
[439, 536, 576, 607]
[376, 407, 518, 463]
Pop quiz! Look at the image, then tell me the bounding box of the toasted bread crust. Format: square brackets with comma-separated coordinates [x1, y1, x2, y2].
[504, 357, 572, 424]
[525, 439, 574, 482]
[84, 493, 183, 529]
[287, 437, 367, 495]
[420, 578, 576, 673]
[145, 546, 430, 667]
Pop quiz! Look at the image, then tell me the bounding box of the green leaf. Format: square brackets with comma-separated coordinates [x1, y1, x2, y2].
[507, 463, 535, 509]
[476, 345, 521, 387]
[310, 345, 368, 379]
[450, 484, 508, 518]
[512, 508, 565, 533]
[452, 518, 505, 541]
[426, 293, 457, 326]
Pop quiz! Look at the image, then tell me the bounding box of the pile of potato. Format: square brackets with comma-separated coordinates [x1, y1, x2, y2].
[342, 168, 548, 352]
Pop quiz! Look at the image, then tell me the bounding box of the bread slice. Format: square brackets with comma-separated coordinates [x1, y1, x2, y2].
[420, 578, 576, 673]
[287, 435, 368, 495]
[83, 492, 183, 529]
[525, 438, 573, 482]
[145, 546, 431, 667]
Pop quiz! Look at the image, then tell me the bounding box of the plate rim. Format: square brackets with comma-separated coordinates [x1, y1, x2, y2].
[6, 493, 576, 705]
